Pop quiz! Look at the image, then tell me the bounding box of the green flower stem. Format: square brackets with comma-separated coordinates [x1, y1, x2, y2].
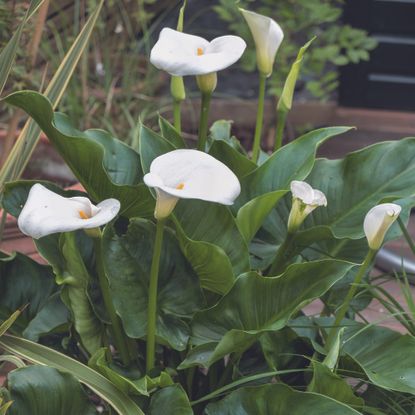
[146, 219, 165, 372]
[251, 73, 267, 163]
[398, 216, 415, 256]
[274, 109, 287, 151]
[268, 232, 295, 276]
[94, 235, 131, 366]
[326, 249, 376, 350]
[173, 99, 182, 134]
[197, 92, 212, 151]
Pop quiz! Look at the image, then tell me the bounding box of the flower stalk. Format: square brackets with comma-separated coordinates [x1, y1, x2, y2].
[274, 108, 287, 151]
[197, 91, 212, 151]
[146, 219, 165, 372]
[252, 73, 267, 163]
[326, 249, 376, 350]
[93, 233, 131, 366]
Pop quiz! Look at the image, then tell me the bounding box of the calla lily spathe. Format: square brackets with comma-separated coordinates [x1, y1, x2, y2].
[18, 184, 121, 239]
[240, 8, 284, 77]
[150, 28, 246, 76]
[287, 180, 327, 232]
[364, 203, 401, 250]
[143, 149, 241, 219]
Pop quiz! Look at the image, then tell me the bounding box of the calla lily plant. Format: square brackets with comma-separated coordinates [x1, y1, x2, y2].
[2, 2, 415, 414]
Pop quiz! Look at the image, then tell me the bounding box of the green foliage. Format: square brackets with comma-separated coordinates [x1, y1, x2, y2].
[1, 8, 414, 413]
[214, 0, 377, 100]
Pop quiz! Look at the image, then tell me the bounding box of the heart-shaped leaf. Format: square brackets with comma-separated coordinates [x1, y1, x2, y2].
[4, 91, 153, 218]
[7, 365, 97, 415]
[180, 260, 355, 368]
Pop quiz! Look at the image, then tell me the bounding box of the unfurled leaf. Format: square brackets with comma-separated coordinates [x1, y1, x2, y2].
[7, 365, 96, 415]
[205, 383, 360, 414]
[180, 260, 355, 368]
[102, 218, 203, 351]
[149, 384, 193, 415]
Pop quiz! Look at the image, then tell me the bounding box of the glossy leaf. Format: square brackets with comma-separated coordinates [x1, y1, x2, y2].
[209, 140, 256, 179]
[149, 384, 193, 415]
[173, 219, 234, 294]
[181, 260, 355, 368]
[0, 251, 68, 339]
[7, 365, 96, 415]
[3, 91, 153, 217]
[0, 334, 144, 414]
[343, 324, 415, 395]
[236, 190, 287, 243]
[205, 383, 361, 414]
[102, 218, 203, 350]
[309, 361, 364, 408]
[305, 138, 415, 239]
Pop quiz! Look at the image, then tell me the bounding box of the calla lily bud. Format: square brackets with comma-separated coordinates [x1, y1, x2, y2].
[196, 72, 217, 94]
[287, 180, 327, 233]
[18, 184, 120, 239]
[240, 8, 284, 78]
[364, 203, 402, 250]
[143, 149, 241, 220]
[150, 28, 246, 76]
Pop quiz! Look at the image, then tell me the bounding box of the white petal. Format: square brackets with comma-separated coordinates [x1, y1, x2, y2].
[363, 203, 402, 250]
[240, 9, 283, 76]
[17, 184, 120, 239]
[150, 28, 246, 76]
[290, 180, 314, 204]
[312, 189, 327, 207]
[145, 149, 241, 206]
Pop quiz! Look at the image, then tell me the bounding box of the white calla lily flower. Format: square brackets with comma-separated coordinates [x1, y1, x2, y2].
[364, 203, 401, 250]
[150, 28, 246, 76]
[240, 8, 284, 77]
[18, 184, 121, 239]
[143, 149, 241, 219]
[287, 180, 327, 232]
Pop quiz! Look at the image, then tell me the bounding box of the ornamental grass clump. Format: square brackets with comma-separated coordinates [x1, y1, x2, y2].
[1, 2, 415, 414]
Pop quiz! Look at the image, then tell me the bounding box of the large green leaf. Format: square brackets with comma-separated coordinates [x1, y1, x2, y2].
[102, 218, 204, 351]
[7, 365, 96, 415]
[0, 1, 104, 187]
[209, 140, 256, 179]
[3, 91, 153, 217]
[0, 251, 69, 339]
[205, 383, 361, 414]
[0, 334, 144, 414]
[304, 138, 415, 239]
[173, 219, 234, 294]
[236, 127, 352, 208]
[180, 260, 355, 368]
[342, 324, 415, 395]
[174, 200, 250, 281]
[309, 361, 364, 408]
[149, 384, 193, 415]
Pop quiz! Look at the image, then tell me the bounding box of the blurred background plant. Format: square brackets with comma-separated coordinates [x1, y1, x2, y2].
[214, 0, 377, 100]
[0, 0, 178, 153]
